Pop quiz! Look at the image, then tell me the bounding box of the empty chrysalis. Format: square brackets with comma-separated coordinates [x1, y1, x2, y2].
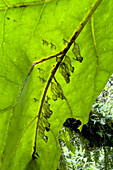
[58, 55, 74, 83]
[38, 98, 53, 143]
[59, 62, 70, 83]
[72, 43, 83, 63]
[42, 100, 53, 119]
[64, 55, 74, 73]
[51, 81, 65, 101]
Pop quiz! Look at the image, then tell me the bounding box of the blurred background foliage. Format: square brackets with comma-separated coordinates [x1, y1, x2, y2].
[58, 74, 113, 170]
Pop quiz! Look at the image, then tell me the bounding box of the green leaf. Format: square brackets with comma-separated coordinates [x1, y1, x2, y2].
[0, 0, 113, 169]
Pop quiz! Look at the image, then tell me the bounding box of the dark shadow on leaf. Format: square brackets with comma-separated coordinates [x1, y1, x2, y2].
[25, 159, 39, 170]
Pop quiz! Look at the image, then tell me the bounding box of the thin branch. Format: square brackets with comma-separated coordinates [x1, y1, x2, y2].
[0, 0, 55, 11]
[33, 50, 64, 66]
[32, 53, 65, 158]
[32, 0, 103, 158]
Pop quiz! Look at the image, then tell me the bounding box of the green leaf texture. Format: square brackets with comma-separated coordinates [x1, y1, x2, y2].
[0, 0, 113, 169]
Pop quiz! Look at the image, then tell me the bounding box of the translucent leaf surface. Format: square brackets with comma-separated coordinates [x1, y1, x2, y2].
[0, 0, 113, 169]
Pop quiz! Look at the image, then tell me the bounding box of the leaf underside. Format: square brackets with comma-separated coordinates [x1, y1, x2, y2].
[0, 0, 113, 169]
